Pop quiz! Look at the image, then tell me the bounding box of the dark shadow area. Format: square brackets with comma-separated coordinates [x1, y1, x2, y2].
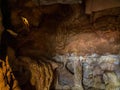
[0, 1, 34, 90]
[0, 0, 11, 60]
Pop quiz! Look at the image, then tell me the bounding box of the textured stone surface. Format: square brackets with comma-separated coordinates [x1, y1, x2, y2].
[85, 0, 120, 14]
[1, 0, 120, 90]
[53, 53, 120, 90]
[6, 4, 120, 57]
[8, 56, 59, 90]
[58, 67, 74, 86]
[0, 57, 21, 90]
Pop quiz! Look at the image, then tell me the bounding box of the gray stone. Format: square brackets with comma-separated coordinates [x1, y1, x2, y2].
[66, 61, 74, 74]
[54, 54, 120, 89]
[58, 67, 74, 86]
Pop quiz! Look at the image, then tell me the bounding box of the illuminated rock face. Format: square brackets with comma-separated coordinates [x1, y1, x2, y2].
[0, 57, 21, 90]
[53, 54, 120, 89]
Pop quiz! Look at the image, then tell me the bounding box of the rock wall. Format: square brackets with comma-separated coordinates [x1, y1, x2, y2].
[85, 0, 120, 14]
[53, 53, 120, 90]
[0, 0, 120, 90]
[3, 1, 120, 56]
[0, 57, 21, 90]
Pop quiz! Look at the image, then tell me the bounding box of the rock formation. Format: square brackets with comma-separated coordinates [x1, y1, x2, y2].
[0, 56, 21, 90]
[0, 0, 120, 90]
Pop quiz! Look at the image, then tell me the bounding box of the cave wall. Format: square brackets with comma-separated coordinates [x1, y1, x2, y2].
[7, 1, 120, 57]
[85, 0, 120, 14]
[0, 0, 120, 90]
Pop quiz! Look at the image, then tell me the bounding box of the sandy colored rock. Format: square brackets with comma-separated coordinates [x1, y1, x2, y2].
[0, 56, 21, 90]
[11, 56, 58, 90]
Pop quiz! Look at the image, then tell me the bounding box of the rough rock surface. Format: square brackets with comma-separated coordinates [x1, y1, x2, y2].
[9, 55, 59, 90]
[5, 3, 120, 57]
[1, 0, 120, 90]
[0, 57, 21, 90]
[53, 53, 120, 90]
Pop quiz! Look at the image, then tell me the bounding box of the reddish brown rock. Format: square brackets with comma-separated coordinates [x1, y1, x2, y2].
[10, 4, 120, 57]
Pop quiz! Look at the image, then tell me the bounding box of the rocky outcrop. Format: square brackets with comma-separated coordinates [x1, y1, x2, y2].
[53, 53, 120, 90]
[8, 55, 59, 90]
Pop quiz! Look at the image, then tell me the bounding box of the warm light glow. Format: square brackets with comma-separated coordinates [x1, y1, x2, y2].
[21, 17, 29, 28]
[7, 29, 18, 36]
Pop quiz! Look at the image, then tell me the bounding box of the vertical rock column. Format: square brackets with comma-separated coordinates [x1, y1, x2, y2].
[73, 58, 83, 90]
